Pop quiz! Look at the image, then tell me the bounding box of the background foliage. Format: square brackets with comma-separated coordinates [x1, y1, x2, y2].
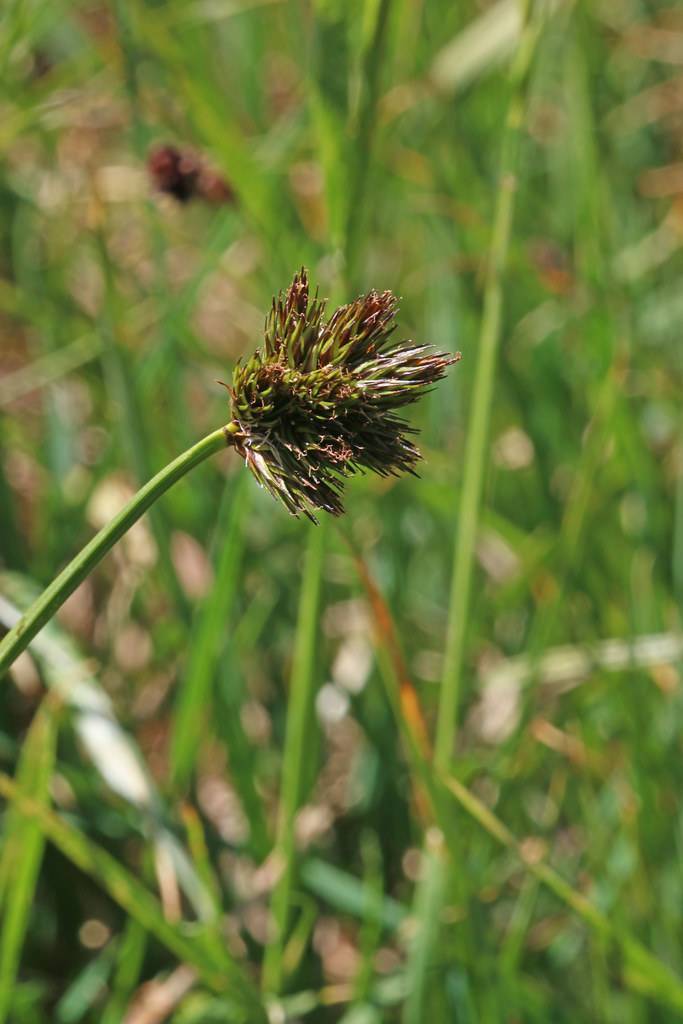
[2, 0, 683, 1021]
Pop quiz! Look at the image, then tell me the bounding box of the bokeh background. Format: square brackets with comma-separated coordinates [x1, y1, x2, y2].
[2, 0, 683, 1021]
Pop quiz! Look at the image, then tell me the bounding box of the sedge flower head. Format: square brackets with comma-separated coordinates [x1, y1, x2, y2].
[225, 269, 460, 522]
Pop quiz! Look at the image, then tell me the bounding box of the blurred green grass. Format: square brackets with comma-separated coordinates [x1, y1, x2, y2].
[3, 0, 683, 1020]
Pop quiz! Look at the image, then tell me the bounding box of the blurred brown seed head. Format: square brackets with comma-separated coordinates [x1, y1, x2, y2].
[148, 144, 233, 205]
[148, 145, 199, 202]
[226, 269, 460, 522]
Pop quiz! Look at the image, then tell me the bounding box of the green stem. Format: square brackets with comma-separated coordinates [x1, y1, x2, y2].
[263, 519, 327, 994]
[344, 0, 393, 290]
[0, 428, 230, 681]
[170, 472, 249, 791]
[113, 0, 193, 453]
[357, 547, 683, 1015]
[443, 774, 683, 1012]
[0, 773, 267, 1019]
[434, 3, 540, 772]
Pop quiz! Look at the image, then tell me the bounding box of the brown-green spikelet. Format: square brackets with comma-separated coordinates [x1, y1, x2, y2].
[226, 269, 460, 522]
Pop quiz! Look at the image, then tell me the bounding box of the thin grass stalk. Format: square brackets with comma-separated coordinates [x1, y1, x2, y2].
[93, 226, 190, 619]
[0, 774, 267, 1019]
[54, 943, 118, 1022]
[0, 428, 229, 680]
[402, 833, 448, 1024]
[442, 775, 683, 1012]
[354, 549, 683, 1014]
[0, 702, 57, 1024]
[344, 0, 393, 288]
[435, 1, 540, 771]
[215, 659, 272, 860]
[525, 364, 620, 660]
[180, 805, 234, 971]
[262, 519, 328, 994]
[351, 831, 384, 1005]
[523, 24, 624, 663]
[675, 424, 683, 610]
[170, 472, 249, 790]
[499, 872, 539, 976]
[0, 423, 24, 569]
[113, 0, 193, 453]
[101, 920, 147, 1024]
[346, 540, 450, 832]
[0, 332, 101, 407]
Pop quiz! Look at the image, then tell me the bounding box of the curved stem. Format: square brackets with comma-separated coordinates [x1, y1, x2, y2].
[0, 427, 230, 681]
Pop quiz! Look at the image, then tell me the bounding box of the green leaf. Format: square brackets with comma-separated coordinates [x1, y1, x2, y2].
[170, 473, 249, 790]
[262, 520, 328, 994]
[0, 573, 214, 921]
[0, 702, 58, 1024]
[0, 773, 267, 1022]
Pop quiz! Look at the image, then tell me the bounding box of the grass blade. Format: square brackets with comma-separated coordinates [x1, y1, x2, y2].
[54, 942, 117, 1024]
[443, 773, 683, 1013]
[353, 546, 683, 1015]
[215, 655, 272, 860]
[352, 832, 387, 1007]
[93, 226, 191, 621]
[0, 702, 58, 1024]
[435, 1, 544, 771]
[100, 920, 147, 1024]
[0, 332, 101, 407]
[0, 573, 213, 920]
[0, 772, 267, 1020]
[170, 473, 249, 790]
[300, 857, 407, 933]
[344, 0, 394, 287]
[401, 833, 447, 1024]
[309, 0, 350, 248]
[262, 519, 328, 994]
